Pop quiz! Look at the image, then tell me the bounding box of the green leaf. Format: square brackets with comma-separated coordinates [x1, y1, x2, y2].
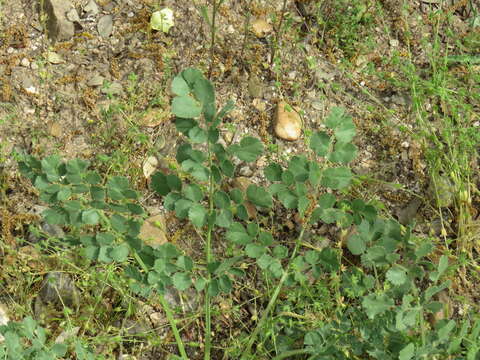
[324, 107, 346, 128]
[399, 343, 415, 360]
[319, 193, 336, 209]
[85, 171, 101, 185]
[172, 96, 202, 118]
[425, 280, 450, 301]
[176, 255, 194, 271]
[347, 234, 366, 255]
[215, 209, 233, 228]
[329, 142, 358, 164]
[164, 192, 182, 210]
[229, 188, 243, 204]
[82, 209, 100, 225]
[257, 253, 274, 270]
[281, 170, 295, 185]
[84, 245, 99, 260]
[226, 222, 252, 245]
[386, 265, 408, 285]
[165, 175, 182, 192]
[96, 232, 115, 246]
[127, 203, 144, 215]
[259, 231, 273, 246]
[268, 183, 288, 195]
[107, 176, 130, 200]
[188, 126, 208, 143]
[195, 277, 207, 292]
[184, 184, 204, 202]
[438, 320, 455, 342]
[90, 186, 105, 201]
[437, 255, 449, 279]
[297, 195, 310, 217]
[205, 102, 216, 123]
[229, 136, 263, 162]
[235, 204, 249, 221]
[66, 158, 89, 174]
[321, 167, 352, 190]
[334, 119, 356, 143]
[218, 274, 232, 293]
[273, 245, 288, 259]
[213, 191, 230, 209]
[175, 199, 193, 218]
[247, 222, 259, 236]
[277, 190, 298, 209]
[362, 293, 394, 319]
[247, 184, 272, 208]
[245, 243, 266, 258]
[193, 77, 215, 105]
[208, 279, 220, 296]
[264, 163, 283, 181]
[208, 127, 219, 143]
[176, 118, 197, 135]
[288, 155, 309, 182]
[110, 214, 127, 232]
[310, 131, 331, 156]
[305, 250, 319, 265]
[215, 99, 235, 125]
[57, 187, 72, 201]
[171, 75, 190, 96]
[308, 161, 321, 185]
[319, 248, 339, 272]
[181, 160, 210, 181]
[52, 343, 68, 357]
[220, 159, 234, 177]
[110, 243, 130, 262]
[98, 246, 113, 263]
[41, 155, 61, 181]
[189, 203, 207, 227]
[181, 68, 203, 87]
[172, 272, 192, 291]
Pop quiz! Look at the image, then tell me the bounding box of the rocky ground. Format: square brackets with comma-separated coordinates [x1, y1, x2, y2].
[0, 0, 479, 359]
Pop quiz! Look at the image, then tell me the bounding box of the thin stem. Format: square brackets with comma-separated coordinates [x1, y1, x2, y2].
[204, 133, 216, 360]
[208, 0, 219, 78]
[270, 0, 288, 66]
[271, 348, 311, 360]
[239, 0, 253, 60]
[133, 252, 189, 360]
[241, 227, 307, 359]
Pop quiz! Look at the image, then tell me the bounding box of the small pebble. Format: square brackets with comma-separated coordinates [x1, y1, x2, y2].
[21, 58, 30, 67]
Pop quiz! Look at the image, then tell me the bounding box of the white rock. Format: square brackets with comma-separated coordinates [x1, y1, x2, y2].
[21, 58, 30, 67]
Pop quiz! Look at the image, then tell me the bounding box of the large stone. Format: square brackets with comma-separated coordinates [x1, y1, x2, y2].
[41, 0, 75, 42]
[274, 101, 302, 141]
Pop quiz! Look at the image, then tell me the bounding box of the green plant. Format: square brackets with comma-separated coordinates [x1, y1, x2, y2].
[0, 316, 95, 360]
[17, 68, 479, 360]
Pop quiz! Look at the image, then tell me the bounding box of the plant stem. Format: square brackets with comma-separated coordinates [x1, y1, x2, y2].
[241, 227, 307, 359]
[208, 0, 219, 78]
[270, 0, 288, 66]
[239, 0, 253, 60]
[270, 348, 311, 360]
[204, 139, 216, 360]
[133, 252, 189, 360]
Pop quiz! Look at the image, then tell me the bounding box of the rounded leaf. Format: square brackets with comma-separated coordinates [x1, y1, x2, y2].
[172, 96, 202, 118]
